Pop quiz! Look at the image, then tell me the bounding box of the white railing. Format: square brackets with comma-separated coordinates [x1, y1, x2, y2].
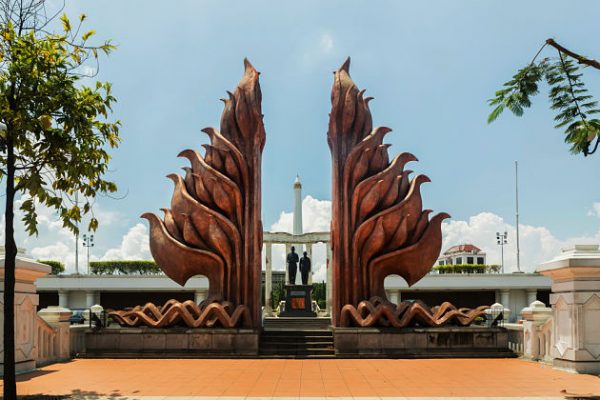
[504, 323, 524, 355]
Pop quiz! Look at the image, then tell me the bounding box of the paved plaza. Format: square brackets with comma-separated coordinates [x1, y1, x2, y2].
[7, 358, 600, 399]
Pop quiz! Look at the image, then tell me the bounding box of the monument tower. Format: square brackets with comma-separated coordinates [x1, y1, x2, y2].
[293, 175, 303, 252]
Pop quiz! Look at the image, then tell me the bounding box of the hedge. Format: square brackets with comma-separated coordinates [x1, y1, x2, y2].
[433, 264, 501, 274]
[38, 260, 65, 275]
[90, 260, 161, 275]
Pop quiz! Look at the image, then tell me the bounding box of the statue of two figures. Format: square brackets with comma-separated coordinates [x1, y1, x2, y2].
[281, 246, 316, 317]
[286, 246, 311, 285]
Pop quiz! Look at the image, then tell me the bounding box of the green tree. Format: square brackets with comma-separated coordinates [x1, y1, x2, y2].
[488, 39, 600, 156]
[0, 2, 119, 396]
[38, 260, 65, 275]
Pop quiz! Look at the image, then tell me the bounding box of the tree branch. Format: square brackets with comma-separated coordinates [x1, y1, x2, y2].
[546, 38, 600, 71]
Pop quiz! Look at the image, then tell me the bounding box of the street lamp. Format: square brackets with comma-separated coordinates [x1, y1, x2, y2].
[496, 231, 508, 273]
[82, 233, 94, 274]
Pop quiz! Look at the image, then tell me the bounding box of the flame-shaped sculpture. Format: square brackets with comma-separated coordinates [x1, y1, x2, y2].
[110, 59, 265, 329]
[328, 58, 458, 327]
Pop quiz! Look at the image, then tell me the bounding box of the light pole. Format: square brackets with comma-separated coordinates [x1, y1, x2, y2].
[515, 161, 522, 272]
[82, 233, 94, 274]
[496, 231, 508, 273]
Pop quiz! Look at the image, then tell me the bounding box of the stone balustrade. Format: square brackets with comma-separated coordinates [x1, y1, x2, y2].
[521, 300, 553, 362]
[538, 245, 600, 374]
[36, 306, 72, 367]
[504, 322, 524, 355]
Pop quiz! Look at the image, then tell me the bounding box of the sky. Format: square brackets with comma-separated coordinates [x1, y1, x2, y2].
[3, 0, 600, 282]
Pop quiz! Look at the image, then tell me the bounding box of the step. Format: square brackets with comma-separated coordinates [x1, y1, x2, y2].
[261, 331, 332, 336]
[260, 341, 334, 346]
[260, 349, 335, 356]
[263, 317, 332, 331]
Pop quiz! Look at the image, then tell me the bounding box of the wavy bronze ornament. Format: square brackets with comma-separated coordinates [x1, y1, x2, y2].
[339, 297, 487, 328]
[110, 59, 265, 329]
[110, 299, 251, 329]
[328, 58, 454, 327]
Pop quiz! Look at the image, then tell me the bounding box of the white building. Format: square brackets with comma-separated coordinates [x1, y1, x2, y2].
[437, 244, 487, 266]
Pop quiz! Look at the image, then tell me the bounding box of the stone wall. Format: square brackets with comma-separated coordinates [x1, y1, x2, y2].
[334, 327, 511, 358]
[84, 328, 259, 356]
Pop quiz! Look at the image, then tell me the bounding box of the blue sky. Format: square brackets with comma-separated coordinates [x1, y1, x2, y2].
[5, 0, 600, 275]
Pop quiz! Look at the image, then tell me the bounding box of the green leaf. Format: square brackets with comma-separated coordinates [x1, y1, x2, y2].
[487, 105, 504, 124]
[60, 14, 71, 32]
[82, 30, 95, 41]
[39, 115, 52, 130]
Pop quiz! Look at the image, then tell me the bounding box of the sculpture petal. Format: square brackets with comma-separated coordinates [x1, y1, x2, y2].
[141, 212, 225, 297]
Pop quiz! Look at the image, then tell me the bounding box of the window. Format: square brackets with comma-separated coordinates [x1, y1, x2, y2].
[456, 257, 462, 264]
[438, 261, 445, 266]
[467, 257, 474, 264]
[477, 257, 484, 265]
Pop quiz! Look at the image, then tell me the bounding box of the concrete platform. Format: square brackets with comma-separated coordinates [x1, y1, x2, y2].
[334, 326, 514, 358]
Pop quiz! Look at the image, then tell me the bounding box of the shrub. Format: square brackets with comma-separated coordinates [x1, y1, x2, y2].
[89, 260, 161, 275]
[38, 260, 65, 275]
[433, 264, 489, 274]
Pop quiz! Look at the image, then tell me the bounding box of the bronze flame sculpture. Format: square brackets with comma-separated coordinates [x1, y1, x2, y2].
[328, 58, 484, 327]
[111, 58, 486, 330]
[110, 59, 265, 329]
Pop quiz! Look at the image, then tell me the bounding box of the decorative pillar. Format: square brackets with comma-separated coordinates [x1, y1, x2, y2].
[194, 289, 208, 304]
[500, 289, 510, 310]
[386, 289, 401, 304]
[526, 289, 538, 306]
[306, 242, 313, 284]
[285, 243, 291, 285]
[58, 290, 69, 308]
[326, 242, 333, 316]
[85, 291, 96, 308]
[0, 255, 51, 376]
[538, 245, 600, 374]
[265, 243, 273, 315]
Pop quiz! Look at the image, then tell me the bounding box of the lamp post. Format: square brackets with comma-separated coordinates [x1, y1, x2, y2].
[82, 233, 94, 274]
[496, 231, 508, 273]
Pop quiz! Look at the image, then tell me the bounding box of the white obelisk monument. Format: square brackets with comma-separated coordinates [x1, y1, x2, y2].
[293, 175, 303, 239]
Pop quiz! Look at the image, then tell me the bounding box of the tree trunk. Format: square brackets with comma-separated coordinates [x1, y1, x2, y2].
[3, 137, 17, 399]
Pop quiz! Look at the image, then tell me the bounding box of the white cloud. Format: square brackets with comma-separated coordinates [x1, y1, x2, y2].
[301, 32, 337, 68]
[270, 195, 331, 233]
[101, 223, 151, 261]
[442, 212, 600, 272]
[320, 32, 334, 53]
[268, 197, 600, 278]
[6, 191, 600, 280]
[79, 65, 97, 77]
[0, 195, 127, 273]
[588, 202, 600, 218]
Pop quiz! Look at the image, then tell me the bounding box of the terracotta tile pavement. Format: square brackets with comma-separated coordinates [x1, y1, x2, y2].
[5, 358, 600, 398]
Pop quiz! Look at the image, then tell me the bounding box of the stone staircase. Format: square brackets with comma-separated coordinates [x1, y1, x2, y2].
[260, 317, 334, 358]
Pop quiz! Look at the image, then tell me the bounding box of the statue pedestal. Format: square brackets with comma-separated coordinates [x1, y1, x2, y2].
[280, 285, 316, 317]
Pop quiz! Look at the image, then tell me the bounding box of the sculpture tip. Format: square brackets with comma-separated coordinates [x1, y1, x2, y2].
[243, 58, 258, 74]
[140, 212, 154, 221]
[340, 57, 351, 73]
